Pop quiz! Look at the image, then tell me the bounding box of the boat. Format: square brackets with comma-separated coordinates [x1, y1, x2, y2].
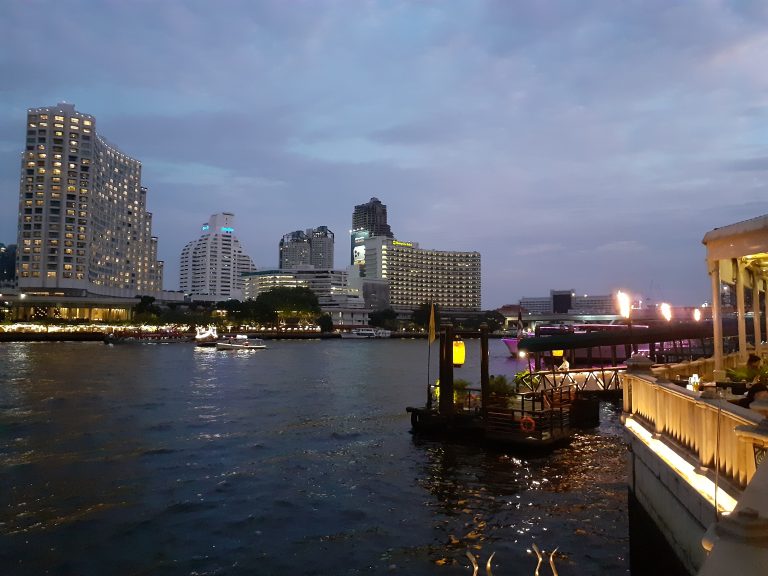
[340, 328, 390, 339]
[195, 326, 218, 347]
[215, 335, 267, 350]
[104, 331, 190, 345]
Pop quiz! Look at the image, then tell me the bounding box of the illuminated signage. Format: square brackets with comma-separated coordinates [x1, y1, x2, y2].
[392, 240, 413, 247]
[201, 225, 209, 231]
[221, 227, 234, 233]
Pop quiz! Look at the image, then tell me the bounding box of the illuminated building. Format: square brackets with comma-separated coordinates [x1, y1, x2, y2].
[179, 212, 255, 301]
[308, 226, 334, 269]
[16, 103, 163, 297]
[362, 237, 481, 312]
[350, 197, 393, 267]
[279, 227, 334, 270]
[279, 231, 310, 269]
[243, 268, 361, 307]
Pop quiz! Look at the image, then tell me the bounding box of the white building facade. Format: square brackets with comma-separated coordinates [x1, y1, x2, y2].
[179, 213, 255, 301]
[16, 103, 164, 297]
[362, 238, 481, 312]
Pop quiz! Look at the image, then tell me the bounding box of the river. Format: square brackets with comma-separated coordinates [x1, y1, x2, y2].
[0, 338, 640, 575]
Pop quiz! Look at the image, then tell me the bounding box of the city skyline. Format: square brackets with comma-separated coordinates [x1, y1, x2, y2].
[2, 1, 767, 308]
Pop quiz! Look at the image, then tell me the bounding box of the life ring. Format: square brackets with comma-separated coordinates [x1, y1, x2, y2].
[520, 416, 536, 433]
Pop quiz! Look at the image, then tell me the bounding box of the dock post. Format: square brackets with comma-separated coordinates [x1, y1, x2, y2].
[480, 323, 489, 419]
[439, 324, 455, 415]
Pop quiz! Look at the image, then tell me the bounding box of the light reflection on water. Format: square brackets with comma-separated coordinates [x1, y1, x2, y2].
[1, 340, 630, 575]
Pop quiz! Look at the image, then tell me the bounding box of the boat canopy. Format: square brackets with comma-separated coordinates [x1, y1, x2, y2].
[518, 322, 722, 353]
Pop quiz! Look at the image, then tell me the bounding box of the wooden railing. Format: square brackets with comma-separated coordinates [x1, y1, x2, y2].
[623, 372, 764, 488]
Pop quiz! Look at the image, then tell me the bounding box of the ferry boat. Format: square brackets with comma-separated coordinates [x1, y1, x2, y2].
[340, 328, 391, 339]
[215, 335, 267, 350]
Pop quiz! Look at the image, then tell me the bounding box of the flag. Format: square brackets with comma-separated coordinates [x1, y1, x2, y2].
[428, 303, 436, 343]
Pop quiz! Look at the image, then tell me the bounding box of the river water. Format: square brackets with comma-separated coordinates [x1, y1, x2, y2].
[1, 338, 634, 575]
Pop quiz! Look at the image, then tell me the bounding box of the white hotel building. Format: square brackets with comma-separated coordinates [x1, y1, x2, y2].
[362, 237, 481, 312]
[179, 212, 255, 301]
[16, 103, 163, 297]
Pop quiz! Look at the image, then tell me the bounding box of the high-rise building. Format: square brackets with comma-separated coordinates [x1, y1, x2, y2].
[179, 212, 255, 301]
[16, 103, 163, 297]
[279, 226, 335, 270]
[279, 230, 310, 269]
[308, 226, 334, 269]
[362, 237, 481, 312]
[350, 197, 393, 266]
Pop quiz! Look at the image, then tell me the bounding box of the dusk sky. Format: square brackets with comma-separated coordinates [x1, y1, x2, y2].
[2, 0, 767, 309]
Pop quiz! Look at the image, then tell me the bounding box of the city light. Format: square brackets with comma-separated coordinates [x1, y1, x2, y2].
[693, 308, 702, 322]
[660, 302, 672, 322]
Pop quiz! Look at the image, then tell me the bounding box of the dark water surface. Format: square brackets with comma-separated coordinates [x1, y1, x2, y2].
[1, 339, 630, 575]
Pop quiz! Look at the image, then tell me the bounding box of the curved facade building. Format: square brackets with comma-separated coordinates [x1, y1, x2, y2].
[16, 103, 163, 297]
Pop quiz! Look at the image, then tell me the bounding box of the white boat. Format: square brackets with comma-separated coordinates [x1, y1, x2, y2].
[216, 335, 267, 350]
[340, 328, 390, 339]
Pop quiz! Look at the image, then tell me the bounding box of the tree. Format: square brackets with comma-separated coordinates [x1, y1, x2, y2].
[369, 308, 398, 330]
[134, 295, 161, 321]
[412, 302, 439, 329]
[254, 287, 320, 326]
[317, 313, 334, 333]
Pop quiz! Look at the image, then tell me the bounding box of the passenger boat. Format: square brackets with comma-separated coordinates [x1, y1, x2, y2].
[215, 335, 267, 350]
[340, 328, 391, 339]
[104, 331, 190, 345]
[195, 326, 219, 347]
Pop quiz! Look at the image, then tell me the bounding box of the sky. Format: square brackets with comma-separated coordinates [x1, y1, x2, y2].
[1, 0, 767, 309]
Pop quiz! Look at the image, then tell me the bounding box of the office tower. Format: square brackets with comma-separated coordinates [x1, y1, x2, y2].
[279, 230, 310, 269]
[16, 103, 163, 296]
[179, 212, 255, 300]
[307, 226, 334, 269]
[350, 197, 393, 266]
[363, 237, 481, 312]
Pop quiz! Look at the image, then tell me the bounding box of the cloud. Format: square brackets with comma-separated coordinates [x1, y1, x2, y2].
[2, 1, 768, 306]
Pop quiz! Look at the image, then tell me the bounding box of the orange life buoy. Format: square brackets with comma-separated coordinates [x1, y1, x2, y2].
[520, 416, 536, 433]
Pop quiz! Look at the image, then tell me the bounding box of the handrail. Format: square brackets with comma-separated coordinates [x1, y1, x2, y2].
[623, 372, 763, 489]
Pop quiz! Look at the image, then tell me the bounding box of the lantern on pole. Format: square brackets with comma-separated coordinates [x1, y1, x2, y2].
[452, 339, 466, 367]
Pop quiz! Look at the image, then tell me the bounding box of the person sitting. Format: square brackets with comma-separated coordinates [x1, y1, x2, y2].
[726, 353, 762, 383]
[736, 383, 768, 409]
[557, 357, 569, 372]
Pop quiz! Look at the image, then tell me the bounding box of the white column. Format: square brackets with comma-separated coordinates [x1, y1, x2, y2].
[753, 269, 762, 355]
[736, 259, 748, 362]
[710, 259, 724, 371]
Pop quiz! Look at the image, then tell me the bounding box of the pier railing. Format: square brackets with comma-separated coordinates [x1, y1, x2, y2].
[519, 367, 624, 392]
[622, 370, 765, 489]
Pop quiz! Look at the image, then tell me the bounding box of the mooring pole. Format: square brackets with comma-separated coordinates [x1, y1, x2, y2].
[480, 324, 489, 419]
[439, 324, 455, 416]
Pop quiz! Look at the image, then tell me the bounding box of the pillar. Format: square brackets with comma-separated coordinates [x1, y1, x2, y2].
[736, 259, 748, 362]
[753, 270, 762, 355]
[709, 259, 724, 372]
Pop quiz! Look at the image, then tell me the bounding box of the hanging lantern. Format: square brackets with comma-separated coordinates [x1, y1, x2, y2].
[452, 339, 466, 367]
